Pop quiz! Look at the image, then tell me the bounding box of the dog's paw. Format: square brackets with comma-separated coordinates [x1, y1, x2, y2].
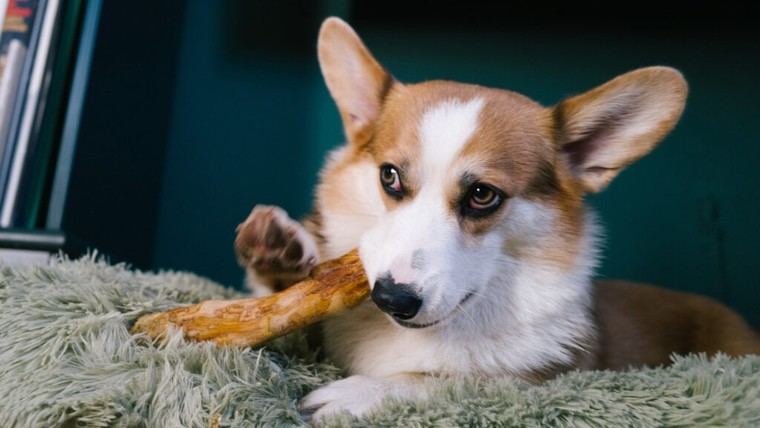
[235, 205, 319, 281]
[299, 376, 393, 422]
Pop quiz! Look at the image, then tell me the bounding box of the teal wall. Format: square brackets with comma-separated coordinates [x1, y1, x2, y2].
[153, 1, 320, 288]
[153, 2, 759, 326]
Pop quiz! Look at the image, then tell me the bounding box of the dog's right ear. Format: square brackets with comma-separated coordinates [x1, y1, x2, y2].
[553, 67, 688, 193]
[318, 17, 394, 146]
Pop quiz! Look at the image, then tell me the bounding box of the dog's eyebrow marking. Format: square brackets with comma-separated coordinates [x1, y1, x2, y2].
[459, 172, 478, 190]
[419, 97, 484, 179]
[410, 249, 425, 270]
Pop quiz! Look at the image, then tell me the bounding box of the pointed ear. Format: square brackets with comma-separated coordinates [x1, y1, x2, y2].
[554, 67, 688, 193]
[318, 17, 394, 146]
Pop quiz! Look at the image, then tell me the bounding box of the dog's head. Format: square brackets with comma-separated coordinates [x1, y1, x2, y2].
[317, 18, 687, 329]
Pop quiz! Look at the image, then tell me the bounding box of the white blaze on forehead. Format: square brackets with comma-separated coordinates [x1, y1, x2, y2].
[419, 97, 484, 178]
[359, 98, 486, 292]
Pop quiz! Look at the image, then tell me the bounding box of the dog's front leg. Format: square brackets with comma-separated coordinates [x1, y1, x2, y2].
[235, 205, 320, 296]
[299, 374, 429, 422]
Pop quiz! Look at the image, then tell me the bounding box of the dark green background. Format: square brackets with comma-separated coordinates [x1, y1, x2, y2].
[73, 1, 759, 326]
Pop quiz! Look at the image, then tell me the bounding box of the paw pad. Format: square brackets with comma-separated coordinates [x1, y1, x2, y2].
[235, 206, 319, 278]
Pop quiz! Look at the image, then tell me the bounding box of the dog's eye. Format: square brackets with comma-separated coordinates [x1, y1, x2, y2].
[463, 183, 504, 217]
[469, 185, 499, 209]
[380, 163, 403, 198]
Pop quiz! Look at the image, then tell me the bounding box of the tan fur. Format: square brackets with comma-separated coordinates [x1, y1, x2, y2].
[318, 18, 393, 147]
[594, 281, 760, 369]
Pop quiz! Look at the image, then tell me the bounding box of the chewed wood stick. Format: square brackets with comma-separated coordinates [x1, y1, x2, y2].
[132, 249, 369, 346]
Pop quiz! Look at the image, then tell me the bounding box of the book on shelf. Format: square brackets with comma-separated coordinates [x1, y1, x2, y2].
[0, 39, 25, 146]
[0, 0, 62, 228]
[0, 0, 98, 266]
[0, 0, 41, 147]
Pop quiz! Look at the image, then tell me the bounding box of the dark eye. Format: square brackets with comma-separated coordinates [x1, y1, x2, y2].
[380, 163, 403, 198]
[463, 183, 504, 217]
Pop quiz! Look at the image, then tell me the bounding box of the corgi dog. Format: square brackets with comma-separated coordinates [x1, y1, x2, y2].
[234, 17, 760, 421]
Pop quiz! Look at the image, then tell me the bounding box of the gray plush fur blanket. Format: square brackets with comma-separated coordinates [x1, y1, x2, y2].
[0, 255, 758, 427]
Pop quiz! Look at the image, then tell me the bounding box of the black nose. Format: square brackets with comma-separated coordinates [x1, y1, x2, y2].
[371, 275, 422, 320]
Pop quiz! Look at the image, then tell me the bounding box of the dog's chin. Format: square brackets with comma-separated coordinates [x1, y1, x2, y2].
[391, 292, 475, 329]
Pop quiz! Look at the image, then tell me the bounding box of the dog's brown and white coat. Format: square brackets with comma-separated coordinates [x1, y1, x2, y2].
[234, 17, 760, 421]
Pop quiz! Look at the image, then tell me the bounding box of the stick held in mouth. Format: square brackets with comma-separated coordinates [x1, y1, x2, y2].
[132, 249, 369, 347]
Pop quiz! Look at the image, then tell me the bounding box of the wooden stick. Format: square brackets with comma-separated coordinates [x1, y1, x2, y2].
[132, 249, 368, 347]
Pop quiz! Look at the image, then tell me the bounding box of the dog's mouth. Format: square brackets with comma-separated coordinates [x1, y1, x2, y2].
[393, 292, 475, 329]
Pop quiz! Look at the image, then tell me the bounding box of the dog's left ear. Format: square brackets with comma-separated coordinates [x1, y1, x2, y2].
[554, 67, 688, 193]
[318, 17, 394, 146]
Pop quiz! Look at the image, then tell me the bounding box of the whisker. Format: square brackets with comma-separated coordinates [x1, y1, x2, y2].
[455, 302, 478, 328]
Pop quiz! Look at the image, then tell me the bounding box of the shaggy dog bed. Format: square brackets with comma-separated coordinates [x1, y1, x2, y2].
[0, 256, 758, 427]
